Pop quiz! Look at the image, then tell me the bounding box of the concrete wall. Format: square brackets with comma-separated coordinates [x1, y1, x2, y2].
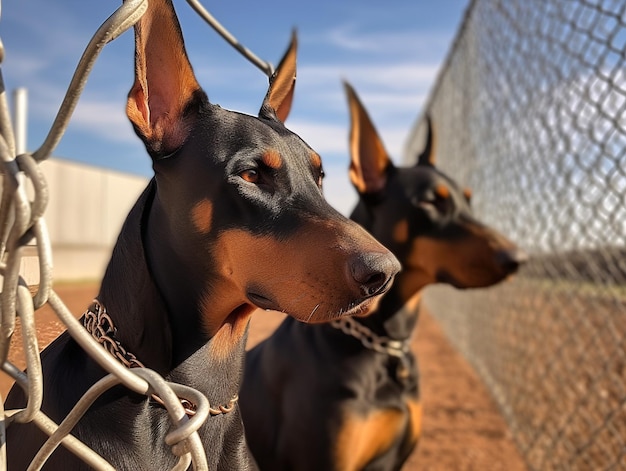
[21, 159, 148, 283]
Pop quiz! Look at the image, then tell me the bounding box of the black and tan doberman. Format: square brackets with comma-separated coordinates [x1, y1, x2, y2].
[4, 4, 400, 469]
[240, 82, 526, 471]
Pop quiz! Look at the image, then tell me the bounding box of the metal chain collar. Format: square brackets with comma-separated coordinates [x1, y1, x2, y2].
[83, 299, 238, 417]
[330, 317, 411, 358]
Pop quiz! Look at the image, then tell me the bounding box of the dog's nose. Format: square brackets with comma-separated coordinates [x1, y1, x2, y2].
[496, 248, 528, 274]
[350, 252, 401, 297]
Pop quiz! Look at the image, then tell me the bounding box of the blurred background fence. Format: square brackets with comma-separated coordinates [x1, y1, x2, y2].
[405, 0, 626, 469]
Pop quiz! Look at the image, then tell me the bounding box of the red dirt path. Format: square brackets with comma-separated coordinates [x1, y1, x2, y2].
[3, 283, 528, 470]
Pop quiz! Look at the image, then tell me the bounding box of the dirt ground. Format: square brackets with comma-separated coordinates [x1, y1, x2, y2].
[3, 282, 528, 470]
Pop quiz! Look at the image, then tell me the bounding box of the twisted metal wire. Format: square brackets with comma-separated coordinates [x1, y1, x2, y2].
[405, 1, 626, 469]
[185, 0, 274, 77]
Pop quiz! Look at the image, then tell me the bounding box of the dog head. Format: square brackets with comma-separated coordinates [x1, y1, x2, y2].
[125, 0, 400, 336]
[344, 82, 526, 301]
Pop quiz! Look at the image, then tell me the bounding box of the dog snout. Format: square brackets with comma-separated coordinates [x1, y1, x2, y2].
[495, 248, 528, 274]
[350, 252, 401, 298]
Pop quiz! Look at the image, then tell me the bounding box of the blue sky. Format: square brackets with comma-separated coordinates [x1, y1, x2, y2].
[1, 0, 467, 215]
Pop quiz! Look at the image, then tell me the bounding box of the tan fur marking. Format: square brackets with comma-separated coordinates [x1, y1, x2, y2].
[310, 152, 322, 169]
[335, 408, 405, 471]
[191, 199, 213, 234]
[406, 398, 423, 445]
[434, 184, 450, 199]
[395, 271, 427, 306]
[463, 187, 473, 200]
[404, 291, 422, 313]
[393, 219, 409, 244]
[204, 218, 386, 329]
[405, 223, 518, 289]
[206, 305, 254, 361]
[262, 149, 283, 169]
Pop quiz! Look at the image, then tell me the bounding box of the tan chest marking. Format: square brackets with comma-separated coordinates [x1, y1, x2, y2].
[335, 408, 404, 471]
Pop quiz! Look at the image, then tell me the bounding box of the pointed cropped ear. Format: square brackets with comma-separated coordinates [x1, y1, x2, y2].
[416, 115, 436, 167]
[126, 0, 203, 158]
[259, 31, 297, 122]
[344, 81, 392, 194]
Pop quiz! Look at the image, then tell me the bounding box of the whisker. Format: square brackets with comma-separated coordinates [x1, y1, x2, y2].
[305, 304, 320, 323]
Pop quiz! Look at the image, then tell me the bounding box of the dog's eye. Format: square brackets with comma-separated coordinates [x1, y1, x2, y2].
[240, 169, 259, 183]
[412, 189, 451, 217]
[317, 169, 325, 188]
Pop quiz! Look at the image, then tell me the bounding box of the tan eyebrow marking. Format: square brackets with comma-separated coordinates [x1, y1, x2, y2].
[310, 152, 322, 169]
[262, 149, 283, 169]
[434, 184, 450, 199]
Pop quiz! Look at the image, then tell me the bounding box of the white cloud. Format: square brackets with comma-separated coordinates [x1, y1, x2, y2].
[288, 62, 436, 131]
[305, 23, 450, 58]
[9, 76, 134, 147]
[69, 100, 135, 145]
[286, 61, 433, 163]
[299, 63, 438, 90]
[287, 120, 347, 155]
[4, 2, 97, 65]
[3, 55, 48, 78]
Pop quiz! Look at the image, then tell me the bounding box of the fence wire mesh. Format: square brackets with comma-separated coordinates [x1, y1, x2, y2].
[405, 0, 626, 469]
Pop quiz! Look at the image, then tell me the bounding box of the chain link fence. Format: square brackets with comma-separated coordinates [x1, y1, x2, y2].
[405, 0, 626, 469]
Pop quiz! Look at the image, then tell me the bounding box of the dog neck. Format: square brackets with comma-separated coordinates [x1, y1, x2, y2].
[96, 180, 252, 380]
[349, 200, 424, 341]
[96, 181, 174, 374]
[340, 266, 422, 342]
[362, 275, 423, 341]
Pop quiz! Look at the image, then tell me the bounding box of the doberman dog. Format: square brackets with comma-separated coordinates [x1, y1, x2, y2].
[4, 3, 401, 469]
[240, 82, 527, 471]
